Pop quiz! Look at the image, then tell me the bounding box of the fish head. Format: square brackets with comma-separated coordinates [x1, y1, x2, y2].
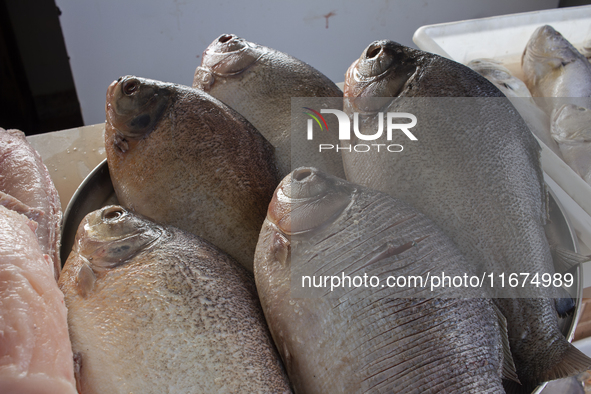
[257, 167, 353, 278]
[268, 167, 353, 237]
[193, 34, 263, 91]
[73, 205, 164, 273]
[551, 104, 591, 143]
[344, 40, 419, 112]
[106, 75, 173, 151]
[522, 25, 579, 77]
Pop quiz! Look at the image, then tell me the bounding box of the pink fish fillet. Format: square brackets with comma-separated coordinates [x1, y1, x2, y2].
[0, 128, 62, 280]
[0, 205, 76, 393]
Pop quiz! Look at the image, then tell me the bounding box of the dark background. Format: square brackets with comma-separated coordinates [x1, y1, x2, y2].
[0, 0, 588, 135]
[1, 0, 82, 135]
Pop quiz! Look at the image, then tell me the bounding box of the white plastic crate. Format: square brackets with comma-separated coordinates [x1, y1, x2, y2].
[413, 6, 591, 254]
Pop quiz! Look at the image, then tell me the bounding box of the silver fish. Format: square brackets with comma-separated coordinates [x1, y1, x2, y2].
[522, 25, 591, 115]
[255, 167, 515, 393]
[59, 205, 292, 393]
[193, 34, 345, 179]
[551, 103, 591, 185]
[342, 40, 591, 390]
[468, 58, 532, 98]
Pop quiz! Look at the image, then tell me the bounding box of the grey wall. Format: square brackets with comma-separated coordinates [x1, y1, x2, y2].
[56, 0, 559, 125]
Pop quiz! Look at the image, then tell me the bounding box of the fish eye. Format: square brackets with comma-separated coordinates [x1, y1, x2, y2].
[219, 34, 234, 44]
[102, 206, 126, 222]
[122, 79, 139, 96]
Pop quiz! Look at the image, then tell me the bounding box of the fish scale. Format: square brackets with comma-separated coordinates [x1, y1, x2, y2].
[342, 40, 591, 390]
[59, 205, 292, 393]
[193, 34, 345, 179]
[255, 168, 509, 393]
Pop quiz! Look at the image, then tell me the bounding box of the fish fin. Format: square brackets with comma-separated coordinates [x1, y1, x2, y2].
[539, 344, 591, 383]
[551, 245, 591, 273]
[73, 352, 84, 394]
[555, 295, 576, 318]
[493, 304, 520, 384]
[77, 263, 96, 298]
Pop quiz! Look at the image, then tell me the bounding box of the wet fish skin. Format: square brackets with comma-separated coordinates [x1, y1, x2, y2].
[0, 204, 76, 394]
[59, 205, 292, 394]
[467, 58, 563, 157]
[551, 103, 591, 185]
[343, 40, 591, 388]
[0, 128, 62, 279]
[105, 75, 279, 271]
[193, 34, 345, 179]
[468, 58, 532, 98]
[255, 168, 509, 394]
[522, 25, 591, 105]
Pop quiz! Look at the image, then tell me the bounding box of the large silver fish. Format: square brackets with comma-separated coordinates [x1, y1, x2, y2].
[105, 76, 279, 271]
[255, 167, 514, 393]
[59, 205, 292, 393]
[342, 40, 591, 390]
[522, 25, 591, 114]
[193, 34, 345, 179]
[467, 58, 532, 98]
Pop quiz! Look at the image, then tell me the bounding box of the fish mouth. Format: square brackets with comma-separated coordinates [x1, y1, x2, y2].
[268, 167, 352, 236]
[75, 206, 165, 271]
[106, 76, 171, 141]
[522, 25, 573, 68]
[344, 40, 418, 112]
[200, 34, 265, 76]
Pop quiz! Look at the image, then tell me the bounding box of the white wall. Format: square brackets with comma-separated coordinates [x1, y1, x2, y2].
[56, 0, 559, 125]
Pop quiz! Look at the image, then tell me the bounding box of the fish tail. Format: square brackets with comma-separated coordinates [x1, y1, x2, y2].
[540, 343, 591, 382]
[504, 343, 591, 393]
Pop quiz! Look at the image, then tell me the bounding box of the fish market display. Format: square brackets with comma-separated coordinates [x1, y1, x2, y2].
[467, 58, 562, 157]
[105, 76, 279, 271]
[0, 204, 76, 394]
[193, 34, 345, 179]
[255, 168, 513, 394]
[551, 103, 591, 185]
[0, 128, 62, 279]
[522, 25, 591, 112]
[59, 205, 292, 394]
[342, 40, 591, 390]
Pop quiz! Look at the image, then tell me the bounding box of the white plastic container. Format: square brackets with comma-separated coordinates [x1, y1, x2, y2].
[413, 6, 591, 254]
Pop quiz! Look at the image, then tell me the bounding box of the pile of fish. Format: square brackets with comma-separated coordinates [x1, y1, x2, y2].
[0, 128, 76, 393]
[469, 25, 591, 186]
[4, 28, 591, 394]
